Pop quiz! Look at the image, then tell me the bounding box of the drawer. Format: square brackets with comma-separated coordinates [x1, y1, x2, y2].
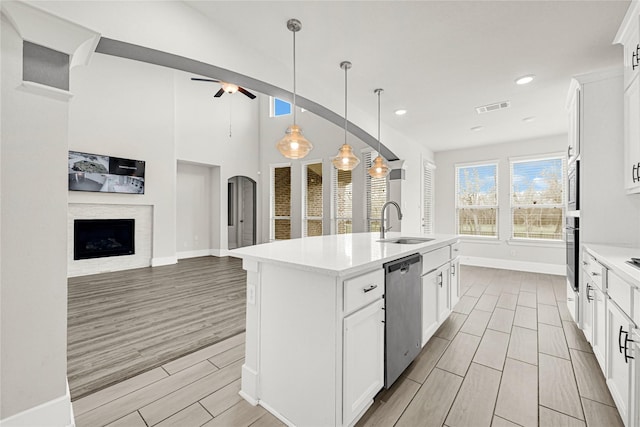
[608, 271, 633, 319]
[582, 252, 604, 291]
[422, 246, 450, 275]
[450, 241, 461, 258]
[344, 269, 384, 315]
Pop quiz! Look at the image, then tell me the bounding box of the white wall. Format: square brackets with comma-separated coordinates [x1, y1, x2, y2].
[435, 134, 568, 274]
[176, 162, 212, 257]
[1, 14, 70, 421]
[69, 53, 177, 266]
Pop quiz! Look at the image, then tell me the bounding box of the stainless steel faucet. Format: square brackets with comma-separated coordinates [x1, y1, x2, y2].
[380, 201, 403, 239]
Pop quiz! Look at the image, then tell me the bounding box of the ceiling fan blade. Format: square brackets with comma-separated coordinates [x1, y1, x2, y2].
[191, 77, 220, 83]
[238, 87, 257, 99]
[214, 88, 225, 98]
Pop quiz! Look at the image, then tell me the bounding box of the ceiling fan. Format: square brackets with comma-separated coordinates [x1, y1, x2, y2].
[191, 77, 256, 99]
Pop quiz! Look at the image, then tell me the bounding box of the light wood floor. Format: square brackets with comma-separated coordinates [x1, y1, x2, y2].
[73, 265, 625, 427]
[68, 256, 246, 400]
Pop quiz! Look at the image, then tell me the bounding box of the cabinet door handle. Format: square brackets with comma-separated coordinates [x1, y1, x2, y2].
[586, 284, 593, 302]
[624, 334, 635, 364]
[568, 145, 573, 158]
[590, 271, 600, 276]
[451, 265, 456, 276]
[619, 325, 626, 354]
[363, 284, 378, 293]
[437, 272, 443, 287]
[582, 261, 588, 266]
[633, 51, 638, 70]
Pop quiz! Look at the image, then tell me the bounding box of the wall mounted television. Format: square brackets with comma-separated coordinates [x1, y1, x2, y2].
[68, 151, 145, 194]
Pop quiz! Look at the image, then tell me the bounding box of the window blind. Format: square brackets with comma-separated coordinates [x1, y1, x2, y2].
[365, 151, 388, 232]
[423, 162, 434, 234]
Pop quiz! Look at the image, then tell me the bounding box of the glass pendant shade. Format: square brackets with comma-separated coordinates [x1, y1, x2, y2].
[276, 124, 313, 159]
[332, 143, 360, 171]
[368, 154, 390, 178]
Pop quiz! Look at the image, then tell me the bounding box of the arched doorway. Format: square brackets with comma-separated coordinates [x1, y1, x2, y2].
[228, 176, 256, 249]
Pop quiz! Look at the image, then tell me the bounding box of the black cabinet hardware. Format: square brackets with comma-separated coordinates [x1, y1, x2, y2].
[363, 284, 378, 293]
[624, 334, 635, 364]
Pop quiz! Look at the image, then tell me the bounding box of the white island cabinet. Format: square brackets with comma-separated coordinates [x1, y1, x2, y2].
[231, 232, 459, 427]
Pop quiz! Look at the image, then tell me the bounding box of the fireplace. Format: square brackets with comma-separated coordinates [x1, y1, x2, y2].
[74, 219, 135, 260]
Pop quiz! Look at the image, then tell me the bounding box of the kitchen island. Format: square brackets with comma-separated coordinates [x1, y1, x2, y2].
[230, 232, 460, 427]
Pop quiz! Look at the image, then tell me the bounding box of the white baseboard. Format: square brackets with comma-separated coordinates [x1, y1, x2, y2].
[0, 386, 74, 427]
[151, 256, 177, 267]
[177, 249, 214, 260]
[211, 249, 231, 257]
[461, 256, 566, 275]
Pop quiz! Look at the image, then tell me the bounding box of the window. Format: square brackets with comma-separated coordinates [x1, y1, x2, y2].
[510, 156, 565, 240]
[364, 151, 388, 232]
[333, 168, 353, 234]
[303, 162, 323, 237]
[456, 162, 498, 237]
[270, 97, 291, 117]
[271, 165, 291, 240]
[423, 162, 435, 234]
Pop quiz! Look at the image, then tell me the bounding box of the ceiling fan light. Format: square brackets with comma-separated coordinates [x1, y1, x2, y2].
[222, 82, 239, 93]
[368, 155, 390, 178]
[332, 143, 360, 171]
[276, 125, 313, 159]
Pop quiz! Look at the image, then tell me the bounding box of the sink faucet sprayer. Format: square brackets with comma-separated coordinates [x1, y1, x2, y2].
[380, 201, 403, 239]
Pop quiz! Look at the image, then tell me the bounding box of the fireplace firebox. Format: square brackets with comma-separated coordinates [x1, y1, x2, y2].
[74, 219, 135, 260]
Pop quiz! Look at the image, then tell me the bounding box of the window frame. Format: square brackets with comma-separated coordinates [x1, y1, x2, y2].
[270, 163, 291, 241]
[509, 153, 566, 242]
[301, 159, 324, 237]
[455, 160, 499, 239]
[269, 96, 292, 118]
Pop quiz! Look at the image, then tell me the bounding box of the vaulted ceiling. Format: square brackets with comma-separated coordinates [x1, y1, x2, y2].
[185, 1, 629, 153]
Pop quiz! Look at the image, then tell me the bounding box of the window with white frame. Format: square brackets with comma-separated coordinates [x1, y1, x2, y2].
[423, 161, 435, 234]
[364, 151, 388, 232]
[332, 168, 353, 234]
[303, 161, 323, 237]
[510, 155, 565, 240]
[270, 97, 292, 117]
[456, 162, 498, 237]
[271, 164, 291, 240]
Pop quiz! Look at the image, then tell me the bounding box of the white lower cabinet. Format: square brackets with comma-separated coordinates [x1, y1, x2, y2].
[437, 264, 451, 323]
[422, 268, 439, 346]
[343, 297, 385, 426]
[582, 278, 595, 343]
[592, 285, 607, 372]
[606, 300, 636, 427]
[450, 258, 460, 309]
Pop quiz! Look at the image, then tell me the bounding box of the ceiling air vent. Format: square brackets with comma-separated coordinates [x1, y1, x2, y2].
[475, 101, 510, 114]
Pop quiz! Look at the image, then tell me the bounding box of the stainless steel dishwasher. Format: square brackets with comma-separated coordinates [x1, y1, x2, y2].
[383, 253, 422, 388]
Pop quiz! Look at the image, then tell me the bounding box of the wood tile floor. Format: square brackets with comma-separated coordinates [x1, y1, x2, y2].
[73, 265, 625, 427]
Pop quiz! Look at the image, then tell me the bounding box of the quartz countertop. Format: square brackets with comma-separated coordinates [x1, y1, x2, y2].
[583, 243, 640, 288]
[229, 232, 459, 277]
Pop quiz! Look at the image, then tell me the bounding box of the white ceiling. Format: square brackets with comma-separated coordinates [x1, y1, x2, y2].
[185, 1, 630, 153]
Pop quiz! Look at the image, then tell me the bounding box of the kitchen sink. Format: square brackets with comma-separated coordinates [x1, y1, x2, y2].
[378, 237, 435, 244]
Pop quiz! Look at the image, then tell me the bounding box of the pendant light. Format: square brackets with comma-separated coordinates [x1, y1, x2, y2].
[368, 88, 391, 178]
[332, 61, 360, 171]
[276, 18, 313, 159]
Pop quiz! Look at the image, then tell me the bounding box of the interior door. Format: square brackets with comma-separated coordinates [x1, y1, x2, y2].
[240, 176, 255, 247]
[227, 178, 238, 250]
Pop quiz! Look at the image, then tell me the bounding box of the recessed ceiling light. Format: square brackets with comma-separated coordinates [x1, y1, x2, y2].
[522, 116, 536, 122]
[394, 109, 407, 116]
[515, 74, 535, 85]
[471, 126, 484, 132]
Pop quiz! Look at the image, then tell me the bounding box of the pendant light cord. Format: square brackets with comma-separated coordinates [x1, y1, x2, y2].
[344, 65, 348, 145]
[292, 29, 297, 125]
[377, 90, 381, 154]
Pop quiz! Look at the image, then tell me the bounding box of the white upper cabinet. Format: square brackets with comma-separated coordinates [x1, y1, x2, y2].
[615, 1, 640, 194]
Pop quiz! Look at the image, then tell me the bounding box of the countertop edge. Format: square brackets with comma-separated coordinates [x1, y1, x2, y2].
[229, 234, 459, 277]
